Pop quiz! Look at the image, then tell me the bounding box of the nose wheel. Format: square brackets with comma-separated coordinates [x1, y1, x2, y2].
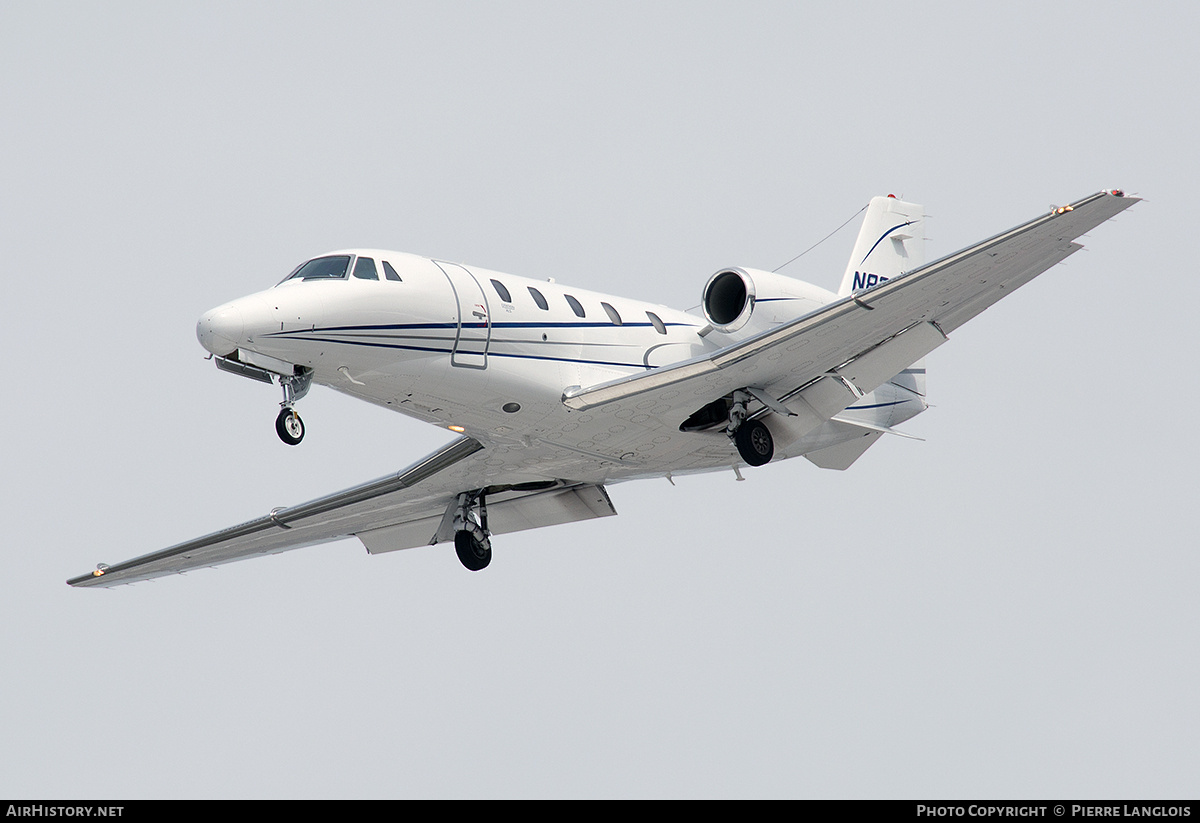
[276, 407, 305, 445]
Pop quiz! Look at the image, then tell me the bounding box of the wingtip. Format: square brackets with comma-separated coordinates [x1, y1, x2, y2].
[67, 564, 112, 587]
[1104, 188, 1142, 204]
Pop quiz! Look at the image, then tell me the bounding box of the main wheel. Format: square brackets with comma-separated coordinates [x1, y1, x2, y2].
[734, 419, 774, 466]
[275, 408, 305, 445]
[455, 530, 492, 571]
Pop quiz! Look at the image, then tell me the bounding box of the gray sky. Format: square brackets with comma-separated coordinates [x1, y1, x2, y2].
[3, 0, 1196, 799]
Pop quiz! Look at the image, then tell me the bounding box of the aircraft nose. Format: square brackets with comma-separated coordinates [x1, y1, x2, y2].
[197, 303, 244, 357]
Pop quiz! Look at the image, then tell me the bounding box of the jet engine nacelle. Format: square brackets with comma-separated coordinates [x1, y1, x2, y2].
[701, 267, 838, 337]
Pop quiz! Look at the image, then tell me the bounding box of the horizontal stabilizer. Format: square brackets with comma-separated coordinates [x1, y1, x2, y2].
[829, 415, 925, 441]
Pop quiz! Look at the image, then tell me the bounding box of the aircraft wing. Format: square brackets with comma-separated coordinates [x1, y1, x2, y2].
[67, 436, 617, 587]
[563, 191, 1137, 435]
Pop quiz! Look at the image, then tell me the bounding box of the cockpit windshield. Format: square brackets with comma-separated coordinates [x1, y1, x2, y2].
[281, 255, 353, 283]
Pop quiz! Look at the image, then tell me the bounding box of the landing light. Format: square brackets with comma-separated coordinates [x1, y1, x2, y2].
[93, 564, 109, 577]
[448, 425, 466, 433]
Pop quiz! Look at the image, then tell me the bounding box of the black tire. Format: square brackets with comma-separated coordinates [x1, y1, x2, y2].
[275, 408, 304, 445]
[455, 530, 492, 571]
[734, 419, 773, 466]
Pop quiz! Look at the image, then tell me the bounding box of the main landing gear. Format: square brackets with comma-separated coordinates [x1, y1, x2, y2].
[453, 491, 492, 571]
[726, 389, 774, 467]
[274, 371, 312, 446]
[734, 418, 774, 466]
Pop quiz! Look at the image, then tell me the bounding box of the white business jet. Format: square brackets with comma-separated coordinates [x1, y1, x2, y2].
[69, 190, 1137, 586]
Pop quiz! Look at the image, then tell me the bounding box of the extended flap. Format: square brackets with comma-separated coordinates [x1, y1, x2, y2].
[359, 484, 617, 554]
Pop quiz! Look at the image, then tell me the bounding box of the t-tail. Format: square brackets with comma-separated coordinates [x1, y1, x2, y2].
[837, 194, 925, 297]
[839, 194, 927, 398]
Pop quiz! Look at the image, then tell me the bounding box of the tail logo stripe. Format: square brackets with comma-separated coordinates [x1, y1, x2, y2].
[860, 220, 918, 265]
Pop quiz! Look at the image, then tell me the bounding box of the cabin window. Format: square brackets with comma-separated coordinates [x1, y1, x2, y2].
[565, 294, 586, 318]
[353, 257, 379, 280]
[601, 302, 623, 325]
[284, 255, 353, 282]
[646, 311, 667, 335]
[527, 286, 549, 310]
[491, 279, 512, 303]
[382, 260, 403, 282]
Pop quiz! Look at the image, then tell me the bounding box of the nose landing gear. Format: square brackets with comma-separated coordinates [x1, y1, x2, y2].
[275, 371, 312, 446]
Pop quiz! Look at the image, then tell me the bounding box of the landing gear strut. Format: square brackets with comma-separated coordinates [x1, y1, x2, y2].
[275, 371, 312, 446]
[726, 389, 774, 467]
[453, 491, 492, 571]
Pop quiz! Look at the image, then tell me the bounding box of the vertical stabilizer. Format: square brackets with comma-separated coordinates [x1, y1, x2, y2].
[837, 195, 925, 296]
